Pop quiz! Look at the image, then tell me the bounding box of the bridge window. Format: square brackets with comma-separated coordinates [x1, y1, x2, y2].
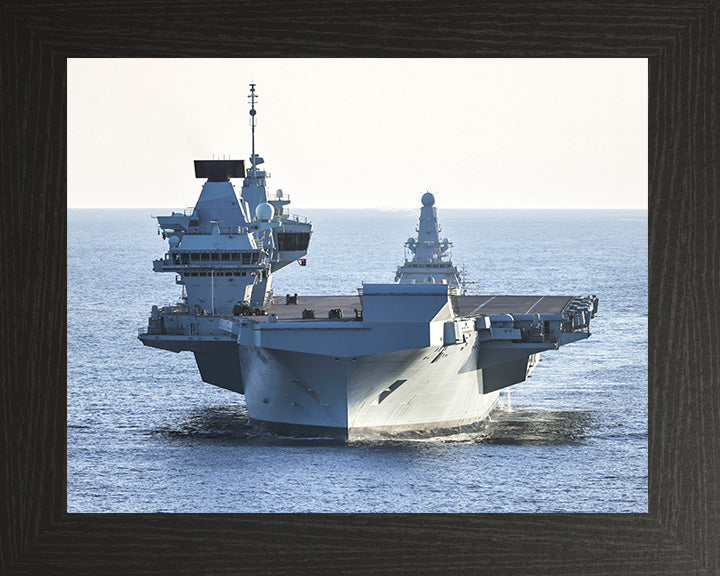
[222, 253, 231, 261]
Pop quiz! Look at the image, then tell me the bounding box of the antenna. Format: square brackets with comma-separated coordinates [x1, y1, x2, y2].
[248, 83, 258, 178]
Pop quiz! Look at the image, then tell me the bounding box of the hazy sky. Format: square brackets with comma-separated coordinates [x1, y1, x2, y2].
[68, 58, 647, 210]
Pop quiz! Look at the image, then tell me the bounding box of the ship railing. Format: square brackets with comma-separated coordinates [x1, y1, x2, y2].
[138, 326, 189, 336]
[217, 225, 248, 235]
[286, 214, 309, 224]
[267, 193, 290, 203]
[184, 207, 195, 217]
[173, 225, 251, 237]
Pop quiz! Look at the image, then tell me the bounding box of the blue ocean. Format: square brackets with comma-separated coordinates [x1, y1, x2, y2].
[67, 208, 647, 512]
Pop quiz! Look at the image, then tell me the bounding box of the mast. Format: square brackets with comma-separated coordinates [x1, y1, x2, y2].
[248, 83, 257, 179]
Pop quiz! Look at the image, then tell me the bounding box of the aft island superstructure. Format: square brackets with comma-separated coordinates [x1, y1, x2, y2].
[139, 84, 598, 439]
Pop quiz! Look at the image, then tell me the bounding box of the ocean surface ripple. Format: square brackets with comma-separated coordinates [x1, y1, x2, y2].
[68, 209, 647, 513]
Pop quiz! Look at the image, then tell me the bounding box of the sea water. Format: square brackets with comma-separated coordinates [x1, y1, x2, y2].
[67, 208, 647, 512]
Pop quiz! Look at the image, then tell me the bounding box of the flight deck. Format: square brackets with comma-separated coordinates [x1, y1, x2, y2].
[258, 294, 575, 322]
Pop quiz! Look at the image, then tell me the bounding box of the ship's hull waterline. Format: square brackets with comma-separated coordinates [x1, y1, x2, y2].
[240, 332, 514, 439]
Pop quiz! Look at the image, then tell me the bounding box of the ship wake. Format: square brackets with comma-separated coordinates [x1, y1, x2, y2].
[151, 404, 594, 446]
[151, 404, 345, 445]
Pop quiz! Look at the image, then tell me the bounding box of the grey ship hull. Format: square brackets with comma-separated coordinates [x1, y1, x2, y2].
[141, 289, 593, 439]
[240, 334, 508, 439]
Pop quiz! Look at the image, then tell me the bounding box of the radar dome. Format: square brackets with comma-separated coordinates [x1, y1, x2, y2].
[276, 189, 283, 198]
[255, 202, 275, 222]
[421, 192, 435, 207]
[168, 235, 180, 247]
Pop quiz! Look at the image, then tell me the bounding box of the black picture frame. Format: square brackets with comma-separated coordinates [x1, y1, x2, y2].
[2, 2, 718, 574]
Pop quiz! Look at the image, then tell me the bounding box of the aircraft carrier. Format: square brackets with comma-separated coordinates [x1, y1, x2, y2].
[138, 84, 599, 439]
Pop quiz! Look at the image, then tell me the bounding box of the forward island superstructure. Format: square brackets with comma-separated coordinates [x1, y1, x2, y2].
[139, 85, 599, 439]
